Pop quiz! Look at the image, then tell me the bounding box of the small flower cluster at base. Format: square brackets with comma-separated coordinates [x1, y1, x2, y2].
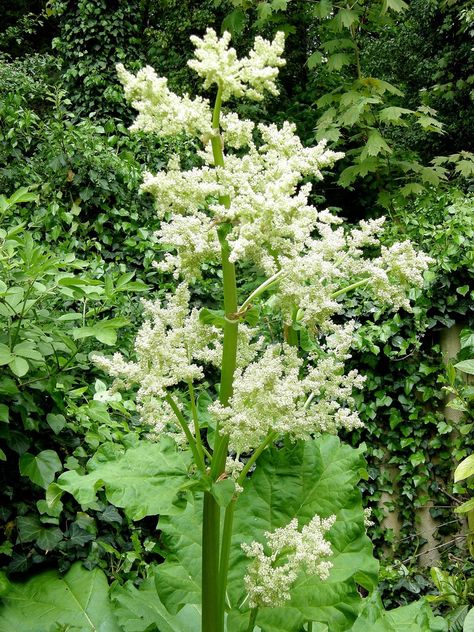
[242, 515, 335, 608]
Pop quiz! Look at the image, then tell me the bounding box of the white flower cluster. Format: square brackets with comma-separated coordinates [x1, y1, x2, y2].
[92, 284, 221, 434]
[118, 31, 430, 319]
[364, 508, 375, 528]
[142, 119, 343, 279]
[210, 328, 365, 454]
[242, 515, 335, 608]
[116, 64, 212, 137]
[275, 217, 432, 326]
[220, 112, 255, 149]
[188, 29, 285, 101]
[93, 284, 262, 435]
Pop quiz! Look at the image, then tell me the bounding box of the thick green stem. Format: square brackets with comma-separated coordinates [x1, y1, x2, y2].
[217, 498, 236, 626]
[202, 491, 221, 632]
[202, 81, 240, 632]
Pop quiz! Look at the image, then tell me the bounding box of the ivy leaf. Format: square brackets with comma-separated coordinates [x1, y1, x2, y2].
[0, 563, 120, 631]
[16, 516, 63, 551]
[19, 450, 62, 489]
[46, 413, 66, 434]
[57, 437, 192, 520]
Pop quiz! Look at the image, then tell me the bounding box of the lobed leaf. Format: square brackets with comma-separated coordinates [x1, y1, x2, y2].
[57, 436, 192, 520]
[0, 563, 120, 631]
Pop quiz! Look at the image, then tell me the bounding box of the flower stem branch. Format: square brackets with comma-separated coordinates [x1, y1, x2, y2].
[237, 431, 277, 486]
[239, 270, 284, 312]
[165, 392, 205, 472]
[188, 381, 206, 466]
[331, 278, 369, 299]
[203, 80, 240, 632]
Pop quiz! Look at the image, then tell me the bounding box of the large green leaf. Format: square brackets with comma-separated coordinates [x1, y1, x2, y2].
[57, 437, 192, 520]
[155, 436, 377, 631]
[228, 436, 378, 631]
[111, 575, 200, 632]
[0, 562, 120, 631]
[154, 496, 203, 613]
[351, 592, 447, 631]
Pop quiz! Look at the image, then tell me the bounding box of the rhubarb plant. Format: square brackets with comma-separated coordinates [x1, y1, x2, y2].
[0, 29, 442, 632]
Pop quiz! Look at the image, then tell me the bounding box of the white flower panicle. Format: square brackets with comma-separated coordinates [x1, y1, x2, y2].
[242, 515, 335, 608]
[143, 120, 343, 279]
[210, 334, 365, 454]
[116, 64, 212, 137]
[188, 29, 285, 102]
[154, 212, 221, 280]
[92, 284, 221, 434]
[109, 29, 432, 448]
[274, 217, 431, 327]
